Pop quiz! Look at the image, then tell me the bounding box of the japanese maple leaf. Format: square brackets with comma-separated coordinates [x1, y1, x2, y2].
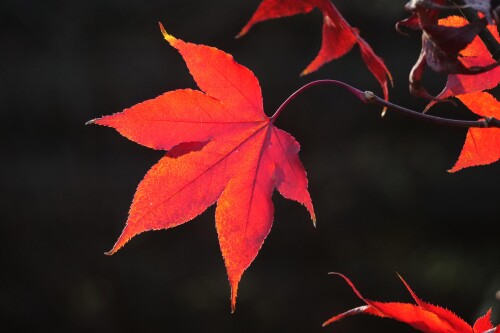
[237, 0, 392, 101]
[88, 24, 315, 312]
[449, 91, 500, 172]
[397, 1, 498, 100]
[323, 273, 499, 333]
[429, 16, 500, 107]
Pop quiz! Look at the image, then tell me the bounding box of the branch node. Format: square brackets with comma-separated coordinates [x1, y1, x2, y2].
[484, 117, 500, 128]
[364, 91, 376, 102]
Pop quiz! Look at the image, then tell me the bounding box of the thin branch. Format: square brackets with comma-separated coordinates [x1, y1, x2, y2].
[270, 80, 500, 128]
[362, 91, 500, 128]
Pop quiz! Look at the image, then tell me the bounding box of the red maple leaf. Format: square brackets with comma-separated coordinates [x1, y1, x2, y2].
[449, 91, 500, 172]
[237, 0, 392, 101]
[89, 24, 315, 312]
[397, 2, 499, 101]
[431, 16, 500, 104]
[409, 15, 500, 171]
[324, 273, 499, 333]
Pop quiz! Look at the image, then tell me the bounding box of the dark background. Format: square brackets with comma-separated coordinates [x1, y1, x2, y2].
[2, 0, 499, 332]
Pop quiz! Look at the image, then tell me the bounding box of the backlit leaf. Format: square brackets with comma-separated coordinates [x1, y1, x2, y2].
[90, 24, 315, 312]
[238, 0, 392, 101]
[324, 273, 499, 333]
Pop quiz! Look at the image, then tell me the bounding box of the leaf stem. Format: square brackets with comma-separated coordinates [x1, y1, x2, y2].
[269, 80, 365, 122]
[270, 80, 500, 128]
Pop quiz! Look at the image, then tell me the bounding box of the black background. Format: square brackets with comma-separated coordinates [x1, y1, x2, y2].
[2, 0, 499, 332]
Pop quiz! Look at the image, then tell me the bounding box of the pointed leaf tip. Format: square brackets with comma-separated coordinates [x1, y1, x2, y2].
[230, 278, 238, 313]
[159, 22, 175, 44]
[104, 246, 118, 256]
[329, 272, 368, 302]
[235, 29, 245, 39]
[230, 292, 236, 313]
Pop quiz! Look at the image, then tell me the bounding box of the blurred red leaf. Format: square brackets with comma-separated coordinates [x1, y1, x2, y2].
[238, 0, 392, 101]
[324, 273, 499, 333]
[431, 16, 500, 105]
[397, 2, 498, 100]
[90, 24, 315, 312]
